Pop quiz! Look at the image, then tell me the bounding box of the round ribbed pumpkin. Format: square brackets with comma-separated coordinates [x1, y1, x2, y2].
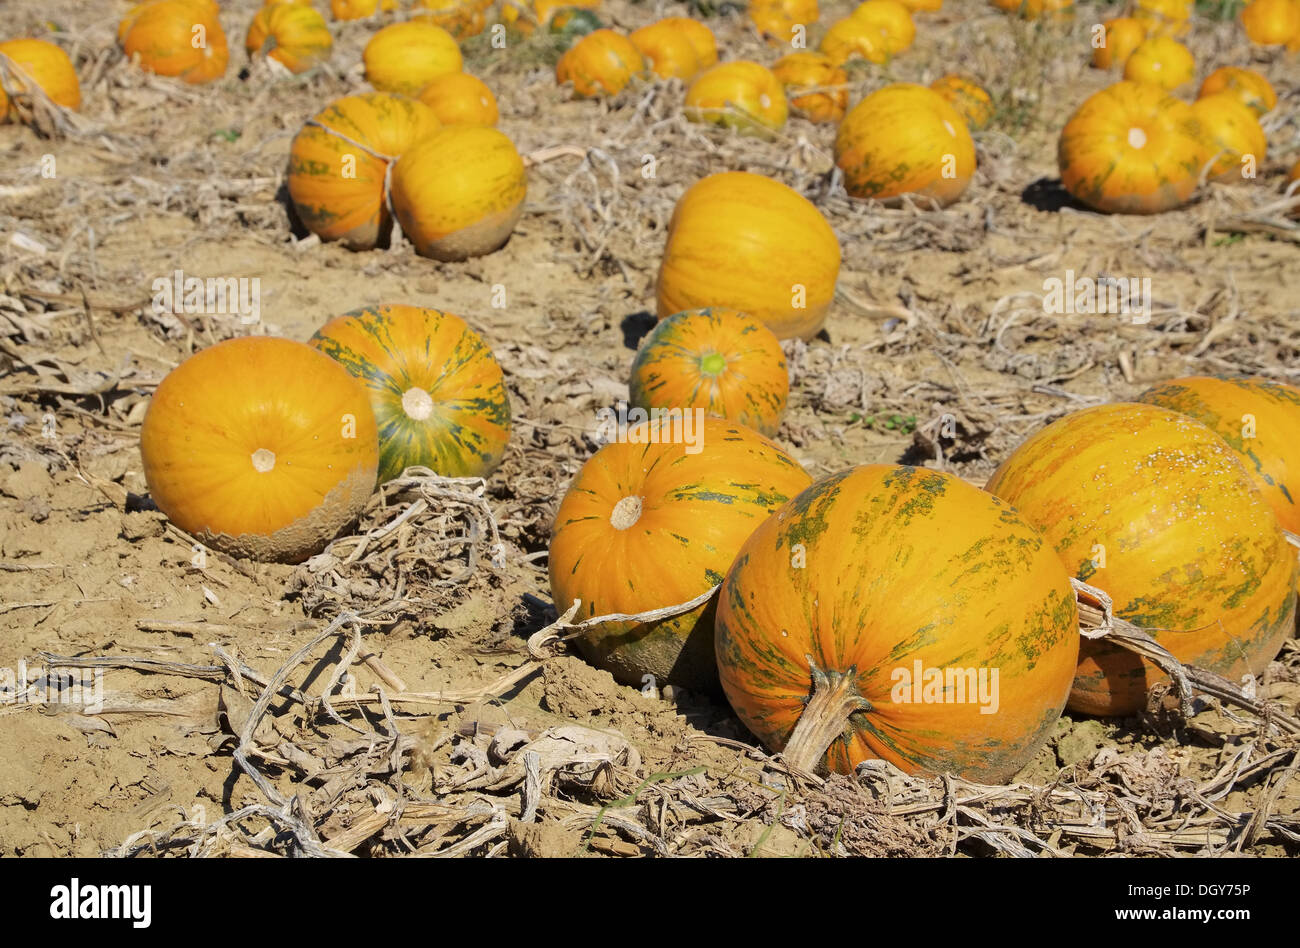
[1198, 66, 1276, 117]
[549, 417, 811, 690]
[630, 308, 789, 437]
[1058, 81, 1205, 214]
[684, 61, 788, 133]
[556, 29, 644, 97]
[820, 16, 891, 64]
[120, 0, 229, 85]
[363, 20, 462, 95]
[0, 39, 81, 122]
[310, 304, 510, 483]
[849, 0, 915, 53]
[418, 72, 498, 126]
[413, 0, 488, 39]
[1192, 94, 1266, 183]
[1137, 377, 1300, 536]
[287, 93, 441, 249]
[1133, 0, 1190, 36]
[929, 74, 993, 130]
[246, 2, 333, 73]
[772, 52, 848, 124]
[141, 337, 380, 563]
[835, 83, 976, 207]
[1123, 36, 1194, 91]
[390, 125, 526, 261]
[749, 0, 820, 43]
[716, 465, 1079, 781]
[669, 17, 718, 68]
[656, 171, 841, 341]
[332, 0, 400, 20]
[1091, 17, 1146, 69]
[985, 403, 1298, 717]
[1241, 0, 1300, 44]
[630, 21, 702, 80]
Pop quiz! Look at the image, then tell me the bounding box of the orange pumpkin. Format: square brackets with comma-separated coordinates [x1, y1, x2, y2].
[1191, 93, 1267, 183]
[820, 16, 891, 64]
[119, 0, 229, 85]
[630, 21, 702, 80]
[1133, 0, 1190, 36]
[287, 93, 441, 249]
[684, 61, 788, 133]
[1198, 66, 1277, 117]
[140, 336, 380, 563]
[1136, 377, 1300, 536]
[1058, 81, 1206, 214]
[629, 308, 790, 437]
[989, 0, 1074, 18]
[548, 417, 812, 690]
[390, 126, 526, 261]
[670, 17, 718, 68]
[245, 2, 333, 73]
[985, 403, 1297, 717]
[929, 74, 993, 130]
[1241, 0, 1300, 44]
[749, 0, 819, 43]
[503, 0, 600, 34]
[332, 0, 400, 19]
[363, 20, 463, 95]
[716, 465, 1079, 781]
[835, 83, 976, 207]
[848, 0, 915, 53]
[1123, 36, 1194, 91]
[656, 171, 841, 341]
[418, 72, 498, 126]
[898, 0, 942, 10]
[772, 52, 848, 124]
[1090, 17, 1146, 69]
[0, 39, 81, 122]
[413, 0, 488, 39]
[555, 29, 644, 97]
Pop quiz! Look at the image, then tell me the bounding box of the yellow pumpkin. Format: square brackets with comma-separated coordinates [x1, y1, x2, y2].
[848, 0, 915, 53]
[656, 171, 841, 341]
[502, 0, 600, 34]
[834, 82, 976, 207]
[363, 20, 463, 95]
[1133, 0, 1190, 36]
[418, 72, 498, 126]
[749, 0, 820, 44]
[1241, 0, 1300, 44]
[1058, 81, 1206, 214]
[0, 38, 81, 122]
[390, 126, 526, 261]
[1198, 66, 1277, 117]
[630, 20, 702, 80]
[820, 16, 890, 64]
[1091, 17, 1147, 70]
[413, 0, 488, 39]
[929, 74, 993, 130]
[772, 51, 848, 123]
[671, 17, 718, 68]
[555, 29, 644, 97]
[1123, 36, 1194, 91]
[989, 0, 1074, 18]
[897, 0, 942, 10]
[684, 61, 788, 133]
[245, 3, 333, 73]
[332, 0, 400, 19]
[1192, 93, 1267, 184]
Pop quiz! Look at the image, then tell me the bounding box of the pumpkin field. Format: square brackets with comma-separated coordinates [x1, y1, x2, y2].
[1, 0, 1299, 859]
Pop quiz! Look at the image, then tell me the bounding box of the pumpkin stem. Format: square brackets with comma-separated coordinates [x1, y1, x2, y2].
[781, 657, 872, 774]
[250, 448, 276, 473]
[609, 495, 643, 530]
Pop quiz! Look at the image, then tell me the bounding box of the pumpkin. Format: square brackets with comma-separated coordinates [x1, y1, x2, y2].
[140, 336, 380, 564]
[749, 0, 819, 44]
[684, 61, 788, 133]
[504, 0, 600, 34]
[1191, 94, 1266, 183]
[548, 417, 812, 690]
[119, 0, 229, 85]
[555, 29, 644, 97]
[1136, 377, 1300, 536]
[363, 20, 462, 95]
[1058, 81, 1206, 214]
[0, 39, 81, 122]
[835, 83, 976, 207]
[656, 171, 841, 341]
[310, 304, 510, 483]
[820, 16, 891, 64]
[1133, 0, 1190, 36]
[989, 0, 1073, 18]
[418, 72, 498, 126]
[1289, 159, 1300, 195]
[288, 93, 440, 249]
[332, 0, 400, 20]
[413, 0, 488, 39]
[549, 7, 605, 48]
[848, 0, 916, 54]
[245, 3, 333, 73]
[929, 74, 993, 130]
[1122, 36, 1194, 91]
[669, 17, 718, 68]
[772, 52, 848, 124]
[1090, 17, 1146, 70]
[985, 402, 1297, 717]
[629, 308, 789, 438]
[1241, 0, 1300, 44]
[1198, 66, 1277, 117]
[898, 0, 942, 11]
[390, 126, 526, 261]
[630, 21, 702, 80]
[715, 465, 1079, 781]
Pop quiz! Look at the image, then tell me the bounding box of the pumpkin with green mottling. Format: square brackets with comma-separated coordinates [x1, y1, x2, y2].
[246, 2, 333, 73]
[548, 418, 811, 691]
[309, 304, 511, 483]
[715, 464, 1079, 781]
[986, 402, 1298, 717]
[630, 308, 789, 437]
